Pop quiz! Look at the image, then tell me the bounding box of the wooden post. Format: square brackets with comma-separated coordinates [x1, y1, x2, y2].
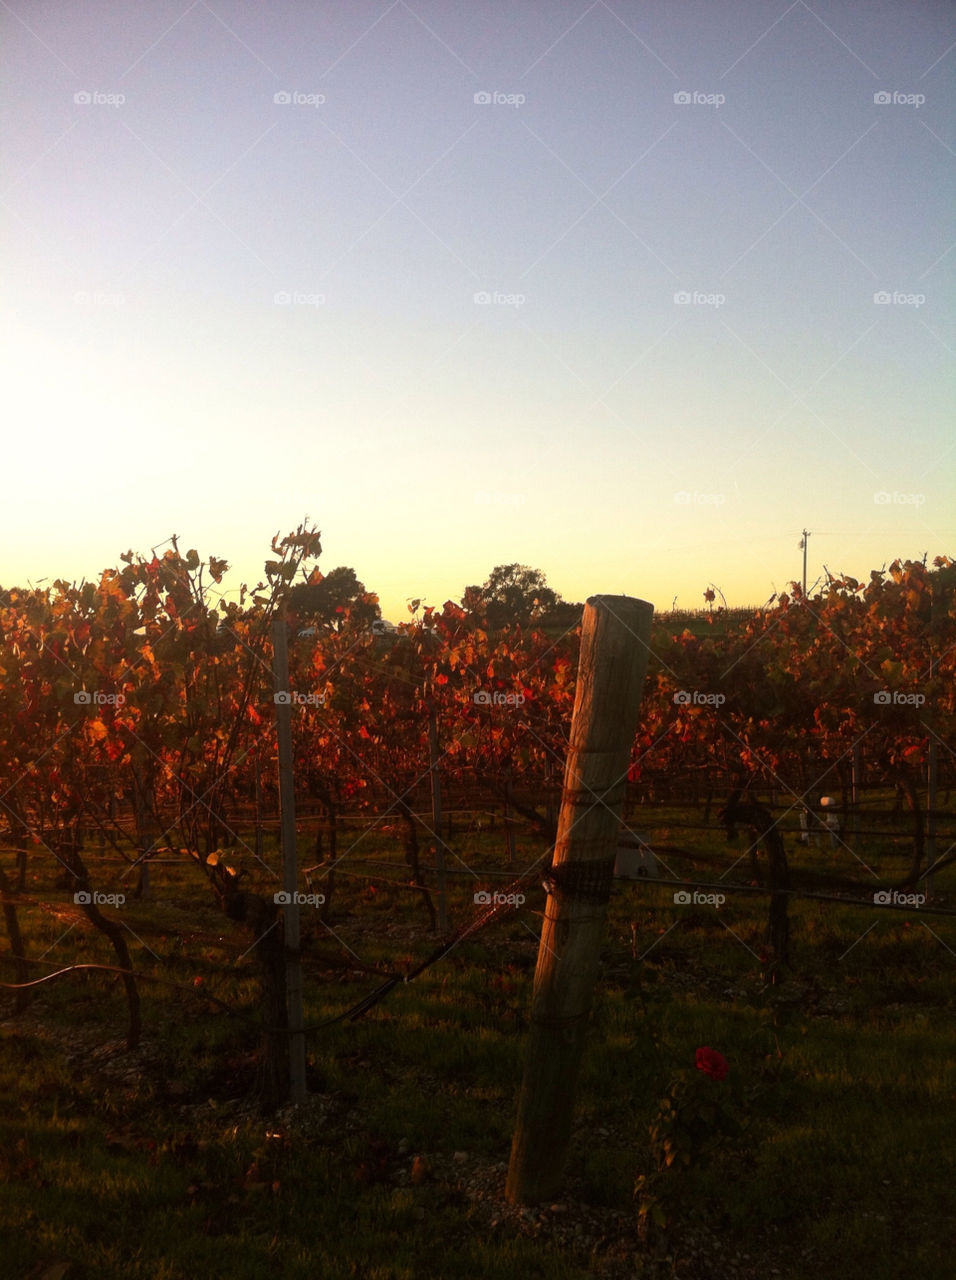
[850, 742, 861, 849]
[502, 761, 517, 869]
[134, 783, 150, 901]
[506, 594, 653, 1205]
[504, 800, 517, 869]
[254, 753, 264, 864]
[272, 619, 308, 1106]
[428, 707, 449, 934]
[925, 736, 937, 896]
[544, 756, 557, 831]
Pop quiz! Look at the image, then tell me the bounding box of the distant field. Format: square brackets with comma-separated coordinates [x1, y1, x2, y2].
[538, 606, 766, 641]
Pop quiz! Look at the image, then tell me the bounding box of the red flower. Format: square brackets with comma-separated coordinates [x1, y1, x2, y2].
[695, 1046, 728, 1081]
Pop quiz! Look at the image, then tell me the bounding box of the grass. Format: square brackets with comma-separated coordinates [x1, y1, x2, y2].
[0, 801, 953, 1279]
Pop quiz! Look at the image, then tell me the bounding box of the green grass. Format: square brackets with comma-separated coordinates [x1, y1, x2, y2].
[0, 805, 953, 1279]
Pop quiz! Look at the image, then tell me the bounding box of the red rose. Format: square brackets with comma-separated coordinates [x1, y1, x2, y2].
[695, 1046, 728, 1081]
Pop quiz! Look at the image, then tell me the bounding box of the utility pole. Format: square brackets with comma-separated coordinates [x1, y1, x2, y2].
[799, 530, 810, 597]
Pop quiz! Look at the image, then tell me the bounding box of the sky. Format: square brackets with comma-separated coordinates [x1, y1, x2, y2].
[2, 0, 953, 622]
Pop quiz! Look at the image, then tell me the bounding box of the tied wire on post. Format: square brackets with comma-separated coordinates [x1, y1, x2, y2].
[331, 849, 559, 1027]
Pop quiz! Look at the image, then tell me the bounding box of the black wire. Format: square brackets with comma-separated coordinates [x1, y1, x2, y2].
[2, 859, 951, 1039]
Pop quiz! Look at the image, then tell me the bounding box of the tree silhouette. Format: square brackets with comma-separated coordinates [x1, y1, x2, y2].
[462, 564, 560, 628]
[289, 566, 378, 631]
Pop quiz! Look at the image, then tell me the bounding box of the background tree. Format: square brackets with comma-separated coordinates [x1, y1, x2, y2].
[290, 566, 379, 632]
[461, 564, 560, 629]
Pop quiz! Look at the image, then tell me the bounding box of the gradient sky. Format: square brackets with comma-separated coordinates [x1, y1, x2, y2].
[2, 0, 953, 621]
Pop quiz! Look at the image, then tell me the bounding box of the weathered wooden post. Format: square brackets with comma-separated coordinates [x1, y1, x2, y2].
[544, 756, 557, 831]
[506, 594, 654, 1205]
[849, 742, 861, 849]
[503, 799, 517, 870]
[925, 735, 937, 896]
[254, 752, 265, 863]
[272, 619, 308, 1106]
[428, 707, 449, 933]
[134, 781, 150, 901]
